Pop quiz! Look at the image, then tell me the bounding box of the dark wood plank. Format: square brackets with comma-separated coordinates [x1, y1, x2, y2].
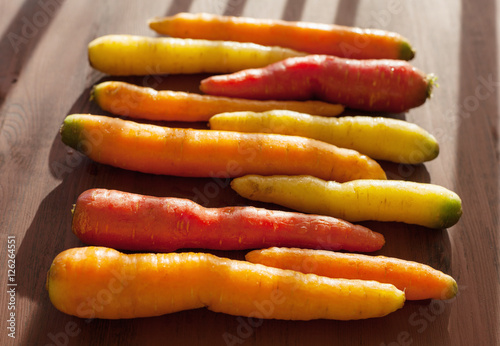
[0, 0, 498, 345]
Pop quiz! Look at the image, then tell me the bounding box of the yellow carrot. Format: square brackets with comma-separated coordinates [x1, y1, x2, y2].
[246, 247, 458, 300]
[60, 114, 386, 182]
[46, 247, 405, 320]
[231, 175, 462, 229]
[88, 35, 306, 76]
[149, 12, 415, 60]
[209, 110, 439, 163]
[91, 81, 344, 122]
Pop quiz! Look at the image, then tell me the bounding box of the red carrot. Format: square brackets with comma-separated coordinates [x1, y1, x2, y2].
[71, 189, 385, 252]
[200, 55, 435, 113]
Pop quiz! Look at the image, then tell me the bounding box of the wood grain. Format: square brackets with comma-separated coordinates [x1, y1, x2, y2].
[0, 0, 498, 345]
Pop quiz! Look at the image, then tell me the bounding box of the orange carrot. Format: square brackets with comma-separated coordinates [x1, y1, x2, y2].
[59, 114, 386, 182]
[47, 246, 405, 320]
[91, 81, 344, 122]
[246, 247, 458, 300]
[72, 188, 385, 252]
[149, 12, 415, 60]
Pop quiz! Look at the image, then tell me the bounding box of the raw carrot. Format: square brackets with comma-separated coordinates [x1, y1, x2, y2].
[72, 188, 385, 253]
[59, 114, 386, 182]
[209, 110, 439, 164]
[46, 246, 405, 320]
[149, 12, 415, 60]
[91, 81, 344, 122]
[88, 35, 306, 76]
[200, 55, 435, 113]
[231, 175, 462, 229]
[246, 247, 458, 300]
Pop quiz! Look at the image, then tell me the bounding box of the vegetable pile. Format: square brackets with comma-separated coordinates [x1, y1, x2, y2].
[49, 12, 462, 323]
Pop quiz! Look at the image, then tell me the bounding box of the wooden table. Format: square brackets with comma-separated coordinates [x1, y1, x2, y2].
[1, 0, 498, 345]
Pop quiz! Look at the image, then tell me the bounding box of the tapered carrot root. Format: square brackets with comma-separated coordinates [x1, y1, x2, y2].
[72, 189, 385, 252]
[209, 110, 439, 164]
[231, 175, 462, 229]
[149, 12, 415, 60]
[91, 81, 344, 122]
[88, 34, 306, 76]
[46, 247, 405, 320]
[246, 247, 458, 300]
[60, 114, 386, 182]
[200, 55, 435, 113]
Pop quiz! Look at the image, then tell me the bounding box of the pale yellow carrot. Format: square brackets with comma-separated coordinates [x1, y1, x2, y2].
[231, 175, 462, 229]
[209, 110, 439, 163]
[88, 35, 306, 76]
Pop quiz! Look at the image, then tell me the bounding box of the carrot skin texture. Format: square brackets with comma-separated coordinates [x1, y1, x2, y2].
[231, 175, 462, 229]
[88, 35, 306, 76]
[59, 114, 386, 182]
[200, 55, 434, 113]
[209, 110, 440, 164]
[246, 247, 458, 300]
[149, 12, 415, 60]
[72, 189, 385, 252]
[91, 81, 344, 122]
[46, 247, 405, 320]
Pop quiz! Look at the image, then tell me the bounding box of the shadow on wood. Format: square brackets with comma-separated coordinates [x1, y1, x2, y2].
[0, 0, 64, 108]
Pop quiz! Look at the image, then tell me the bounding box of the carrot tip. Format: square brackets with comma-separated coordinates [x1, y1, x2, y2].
[147, 18, 158, 30]
[426, 74, 438, 99]
[448, 279, 458, 299]
[89, 85, 96, 102]
[60, 115, 84, 151]
[399, 40, 416, 61]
